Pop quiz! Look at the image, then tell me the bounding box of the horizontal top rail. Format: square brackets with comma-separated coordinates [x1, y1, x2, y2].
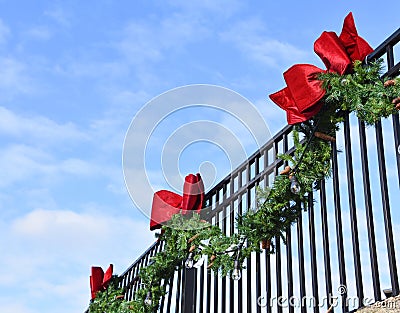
[367, 27, 400, 60]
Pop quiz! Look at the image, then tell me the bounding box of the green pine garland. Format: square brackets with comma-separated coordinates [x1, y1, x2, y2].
[319, 59, 399, 125]
[93, 60, 399, 312]
[89, 277, 135, 313]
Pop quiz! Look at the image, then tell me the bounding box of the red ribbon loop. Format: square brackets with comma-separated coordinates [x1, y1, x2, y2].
[314, 31, 352, 75]
[269, 64, 325, 125]
[150, 173, 204, 230]
[339, 12, 373, 62]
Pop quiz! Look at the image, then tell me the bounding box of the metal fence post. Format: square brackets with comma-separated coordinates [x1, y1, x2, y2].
[181, 268, 196, 312]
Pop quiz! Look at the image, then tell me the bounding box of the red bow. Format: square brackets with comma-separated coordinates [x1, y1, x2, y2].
[150, 173, 204, 230]
[269, 12, 373, 124]
[90, 264, 113, 299]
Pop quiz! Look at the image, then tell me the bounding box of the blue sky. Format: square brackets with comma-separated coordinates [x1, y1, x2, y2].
[0, 1, 399, 312]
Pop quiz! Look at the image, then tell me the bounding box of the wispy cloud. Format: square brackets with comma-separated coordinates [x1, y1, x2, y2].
[0, 144, 110, 188]
[0, 106, 127, 194]
[167, 0, 242, 17]
[220, 18, 310, 68]
[24, 25, 53, 41]
[0, 19, 10, 45]
[0, 301, 35, 313]
[0, 57, 31, 96]
[44, 7, 71, 28]
[0, 106, 88, 144]
[0, 144, 53, 188]
[116, 13, 210, 66]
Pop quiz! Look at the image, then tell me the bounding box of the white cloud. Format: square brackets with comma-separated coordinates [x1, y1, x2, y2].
[0, 106, 88, 143]
[0, 301, 35, 313]
[24, 26, 53, 41]
[0, 144, 102, 187]
[44, 8, 71, 28]
[0, 19, 10, 45]
[0, 144, 53, 187]
[10, 208, 154, 261]
[13, 208, 109, 239]
[0, 58, 31, 95]
[60, 158, 99, 176]
[116, 13, 209, 66]
[0, 107, 127, 187]
[167, 0, 242, 16]
[220, 18, 310, 68]
[60, 60, 129, 81]
[0, 105, 138, 210]
[0, 209, 155, 312]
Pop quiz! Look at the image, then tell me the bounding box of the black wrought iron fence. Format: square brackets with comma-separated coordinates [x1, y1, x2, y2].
[116, 28, 400, 313]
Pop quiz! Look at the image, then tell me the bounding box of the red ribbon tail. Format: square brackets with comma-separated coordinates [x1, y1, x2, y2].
[269, 87, 310, 125]
[182, 173, 205, 214]
[102, 264, 113, 289]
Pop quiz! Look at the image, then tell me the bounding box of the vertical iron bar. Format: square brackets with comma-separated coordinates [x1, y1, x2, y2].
[256, 247, 262, 313]
[331, 141, 348, 312]
[206, 270, 211, 313]
[297, 212, 306, 313]
[156, 242, 168, 312]
[264, 147, 271, 313]
[281, 130, 294, 313]
[193, 269, 197, 311]
[358, 120, 381, 301]
[214, 209, 220, 313]
[246, 164, 252, 313]
[159, 278, 166, 313]
[386, 41, 400, 188]
[255, 184, 262, 313]
[286, 226, 294, 313]
[229, 181, 235, 313]
[221, 204, 227, 313]
[255, 153, 262, 313]
[134, 264, 140, 297]
[205, 198, 214, 313]
[387, 34, 400, 182]
[273, 138, 280, 313]
[265, 252, 271, 313]
[123, 269, 130, 299]
[375, 121, 399, 295]
[276, 236, 282, 313]
[344, 116, 364, 303]
[175, 269, 181, 313]
[308, 192, 319, 312]
[166, 276, 174, 313]
[175, 269, 182, 313]
[386, 44, 394, 68]
[199, 267, 204, 313]
[393, 113, 400, 188]
[213, 263, 219, 311]
[319, 179, 333, 308]
[238, 194, 243, 313]
[181, 268, 196, 313]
